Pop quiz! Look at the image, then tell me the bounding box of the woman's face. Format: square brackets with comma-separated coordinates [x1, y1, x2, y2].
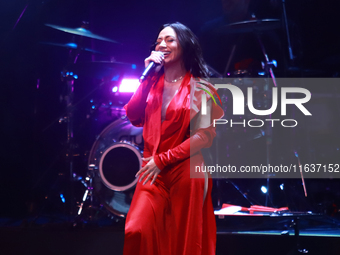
[155, 26, 183, 67]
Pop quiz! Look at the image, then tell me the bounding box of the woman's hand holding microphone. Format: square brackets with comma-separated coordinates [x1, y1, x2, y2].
[144, 51, 164, 73]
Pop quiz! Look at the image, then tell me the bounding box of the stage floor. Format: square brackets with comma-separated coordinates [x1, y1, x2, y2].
[1, 214, 339, 255]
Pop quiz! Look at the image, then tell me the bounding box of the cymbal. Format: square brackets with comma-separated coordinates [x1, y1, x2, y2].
[222, 19, 281, 34]
[40, 41, 103, 54]
[45, 24, 119, 43]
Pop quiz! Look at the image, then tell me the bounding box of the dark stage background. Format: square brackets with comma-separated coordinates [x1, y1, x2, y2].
[0, 0, 340, 219]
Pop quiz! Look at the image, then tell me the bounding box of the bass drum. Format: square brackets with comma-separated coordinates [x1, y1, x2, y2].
[88, 116, 143, 217]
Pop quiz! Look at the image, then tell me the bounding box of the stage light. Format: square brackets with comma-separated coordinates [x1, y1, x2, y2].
[119, 78, 140, 93]
[112, 86, 118, 93]
[60, 194, 66, 203]
[261, 186, 267, 194]
[132, 64, 137, 69]
[92, 105, 95, 109]
[66, 43, 77, 48]
[280, 183, 284, 190]
[272, 60, 277, 67]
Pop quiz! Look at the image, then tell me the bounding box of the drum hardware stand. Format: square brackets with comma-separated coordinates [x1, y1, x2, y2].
[76, 165, 94, 217]
[282, 0, 295, 63]
[44, 34, 85, 216]
[257, 34, 278, 88]
[75, 164, 103, 222]
[57, 27, 96, 216]
[58, 70, 79, 215]
[31, 71, 80, 221]
[256, 31, 278, 206]
[60, 65, 112, 222]
[59, 78, 114, 223]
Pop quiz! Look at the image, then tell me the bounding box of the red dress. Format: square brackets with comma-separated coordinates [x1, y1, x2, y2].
[123, 72, 223, 255]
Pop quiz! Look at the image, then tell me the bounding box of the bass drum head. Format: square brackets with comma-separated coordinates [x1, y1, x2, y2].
[88, 117, 143, 217]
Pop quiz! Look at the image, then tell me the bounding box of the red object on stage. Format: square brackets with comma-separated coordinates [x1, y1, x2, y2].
[123, 73, 223, 255]
[218, 203, 289, 215]
[222, 203, 249, 212]
[248, 205, 289, 214]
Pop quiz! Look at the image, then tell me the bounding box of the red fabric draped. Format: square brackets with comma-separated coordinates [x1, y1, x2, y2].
[123, 72, 224, 255]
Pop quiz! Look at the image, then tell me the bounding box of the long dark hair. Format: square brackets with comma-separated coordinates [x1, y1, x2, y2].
[152, 22, 209, 78]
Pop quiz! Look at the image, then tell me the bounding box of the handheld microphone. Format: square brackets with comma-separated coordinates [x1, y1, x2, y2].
[139, 52, 164, 83]
[139, 61, 157, 83]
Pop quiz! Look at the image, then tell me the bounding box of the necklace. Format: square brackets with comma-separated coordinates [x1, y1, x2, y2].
[165, 75, 184, 83]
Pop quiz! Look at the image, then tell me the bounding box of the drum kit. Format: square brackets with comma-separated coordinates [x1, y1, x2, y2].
[42, 8, 302, 220]
[41, 22, 144, 220]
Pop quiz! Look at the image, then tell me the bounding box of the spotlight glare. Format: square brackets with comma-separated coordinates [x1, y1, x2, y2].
[261, 186, 268, 194]
[112, 86, 118, 93]
[280, 183, 284, 190]
[119, 79, 140, 93]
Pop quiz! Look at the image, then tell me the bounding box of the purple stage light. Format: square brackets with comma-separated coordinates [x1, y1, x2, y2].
[119, 79, 140, 93]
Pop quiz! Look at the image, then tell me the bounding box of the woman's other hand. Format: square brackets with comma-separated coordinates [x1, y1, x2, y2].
[135, 156, 161, 185]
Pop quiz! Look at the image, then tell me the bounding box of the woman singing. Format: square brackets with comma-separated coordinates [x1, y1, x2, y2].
[123, 22, 224, 255]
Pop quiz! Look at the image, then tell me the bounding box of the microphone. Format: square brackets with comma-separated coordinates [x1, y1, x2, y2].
[139, 61, 158, 83]
[139, 52, 164, 83]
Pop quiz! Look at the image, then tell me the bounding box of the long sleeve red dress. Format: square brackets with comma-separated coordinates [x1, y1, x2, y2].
[123, 71, 224, 255]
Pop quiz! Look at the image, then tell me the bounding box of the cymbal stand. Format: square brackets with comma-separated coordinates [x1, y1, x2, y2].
[282, 0, 295, 62]
[256, 33, 278, 206]
[58, 36, 83, 215]
[76, 164, 99, 222]
[257, 34, 278, 88]
[60, 71, 78, 215]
